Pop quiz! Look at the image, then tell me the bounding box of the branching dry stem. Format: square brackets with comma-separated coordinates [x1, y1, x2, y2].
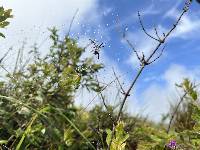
[166, 82, 200, 133]
[107, 1, 192, 149]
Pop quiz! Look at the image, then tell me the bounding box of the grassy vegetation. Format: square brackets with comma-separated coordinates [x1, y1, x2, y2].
[1, 1, 200, 149]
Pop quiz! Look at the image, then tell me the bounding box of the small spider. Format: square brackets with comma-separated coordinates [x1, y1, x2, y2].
[89, 39, 104, 59]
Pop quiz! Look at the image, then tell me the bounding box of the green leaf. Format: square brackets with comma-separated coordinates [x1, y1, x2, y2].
[16, 114, 38, 150]
[0, 140, 7, 144]
[106, 121, 129, 150]
[0, 21, 9, 28]
[190, 91, 198, 101]
[106, 129, 112, 145]
[64, 128, 74, 146]
[175, 83, 182, 88]
[0, 32, 5, 38]
[0, 7, 5, 16]
[183, 78, 190, 90]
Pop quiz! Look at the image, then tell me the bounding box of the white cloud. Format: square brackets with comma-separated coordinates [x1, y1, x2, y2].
[140, 64, 200, 122]
[123, 1, 200, 121]
[126, 3, 200, 67]
[163, 64, 200, 86]
[0, 3, 90, 84]
[75, 50, 132, 110]
[0, 0, 99, 69]
[75, 37, 142, 115]
[2, 0, 200, 124]
[0, 0, 135, 114]
[172, 15, 200, 39]
[139, 3, 160, 16]
[163, 0, 181, 18]
[141, 83, 173, 122]
[164, 3, 200, 39]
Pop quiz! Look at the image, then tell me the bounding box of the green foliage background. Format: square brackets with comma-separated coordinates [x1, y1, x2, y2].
[0, 3, 200, 150]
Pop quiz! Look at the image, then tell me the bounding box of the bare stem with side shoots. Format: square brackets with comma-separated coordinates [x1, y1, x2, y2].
[108, 1, 192, 149]
[166, 92, 187, 134]
[166, 82, 200, 133]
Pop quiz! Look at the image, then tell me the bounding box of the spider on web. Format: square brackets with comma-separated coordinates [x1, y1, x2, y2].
[89, 39, 104, 59]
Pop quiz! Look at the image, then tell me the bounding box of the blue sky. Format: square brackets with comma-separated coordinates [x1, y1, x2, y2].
[1, 0, 200, 122]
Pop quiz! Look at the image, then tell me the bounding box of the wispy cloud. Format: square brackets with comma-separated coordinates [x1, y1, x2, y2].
[172, 15, 200, 39]
[105, 2, 161, 33]
[163, 0, 182, 18]
[139, 64, 200, 122]
[74, 50, 133, 111]
[138, 3, 161, 16]
[0, 0, 104, 73]
[126, 2, 200, 67]
[164, 3, 200, 39]
[0, 0, 99, 55]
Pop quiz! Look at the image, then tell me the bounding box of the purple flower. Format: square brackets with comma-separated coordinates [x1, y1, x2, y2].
[166, 140, 177, 149]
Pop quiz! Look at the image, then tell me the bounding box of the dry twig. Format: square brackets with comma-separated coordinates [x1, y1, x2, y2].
[108, 1, 192, 149]
[167, 82, 200, 133]
[138, 11, 160, 42]
[112, 67, 128, 96]
[67, 9, 79, 37]
[95, 75, 115, 124]
[79, 74, 125, 114]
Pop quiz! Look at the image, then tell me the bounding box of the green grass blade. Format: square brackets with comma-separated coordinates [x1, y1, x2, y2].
[53, 107, 96, 150]
[16, 114, 38, 150]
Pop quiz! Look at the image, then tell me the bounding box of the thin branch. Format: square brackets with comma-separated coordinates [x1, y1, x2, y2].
[123, 30, 141, 62]
[19, 40, 26, 69]
[138, 11, 160, 42]
[67, 8, 79, 37]
[95, 75, 115, 124]
[112, 88, 123, 110]
[118, 18, 148, 66]
[0, 49, 18, 81]
[154, 26, 161, 41]
[79, 74, 125, 114]
[116, 65, 144, 122]
[107, 1, 191, 149]
[89, 121, 105, 149]
[167, 91, 187, 134]
[0, 47, 12, 64]
[166, 82, 200, 133]
[0, 64, 16, 81]
[20, 56, 32, 72]
[99, 94, 115, 123]
[161, 1, 191, 43]
[108, 65, 145, 149]
[112, 67, 128, 96]
[13, 46, 21, 73]
[145, 1, 190, 64]
[148, 44, 166, 65]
